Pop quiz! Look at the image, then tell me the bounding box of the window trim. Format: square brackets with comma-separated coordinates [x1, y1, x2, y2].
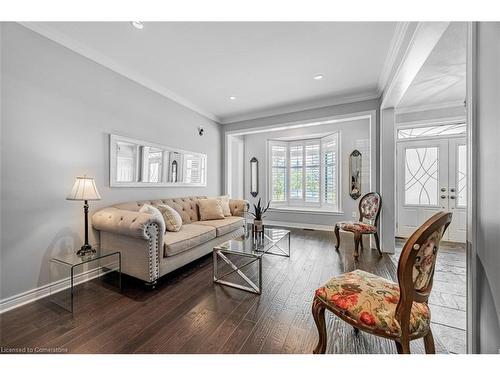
[267, 132, 340, 211]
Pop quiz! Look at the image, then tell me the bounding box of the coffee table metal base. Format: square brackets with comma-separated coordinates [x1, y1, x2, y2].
[258, 231, 290, 257]
[213, 250, 262, 294]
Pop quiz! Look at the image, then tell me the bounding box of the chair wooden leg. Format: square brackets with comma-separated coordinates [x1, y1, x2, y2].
[354, 233, 361, 259]
[423, 329, 436, 354]
[334, 225, 340, 251]
[395, 339, 411, 354]
[374, 232, 382, 256]
[312, 297, 327, 354]
[359, 235, 364, 251]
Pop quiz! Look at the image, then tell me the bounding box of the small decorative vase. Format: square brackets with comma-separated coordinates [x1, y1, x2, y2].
[253, 219, 263, 233]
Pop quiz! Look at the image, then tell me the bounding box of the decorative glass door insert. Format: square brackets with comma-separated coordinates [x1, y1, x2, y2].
[404, 147, 439, 206]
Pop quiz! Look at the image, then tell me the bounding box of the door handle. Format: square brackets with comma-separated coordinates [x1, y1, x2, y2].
[440, 187, 447, 192]
[440, 195, 447, 199]
[450, 188, 456, 193]
[450, 195, 456, 199]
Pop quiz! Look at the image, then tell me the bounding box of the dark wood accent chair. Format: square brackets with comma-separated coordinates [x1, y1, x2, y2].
[334, 192, 382, 259]
[313, 211, 453, 354]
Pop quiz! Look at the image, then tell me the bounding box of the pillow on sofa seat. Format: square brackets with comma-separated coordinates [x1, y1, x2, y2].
[139, 204, 164, 224]
[164, 224, 216, 257]
[198, 198, 225, 221]
[214, 195, 232, 217]
[157, 204, 182, 232]
[165, 201, 192, 224]
[196, 216, 244, 236]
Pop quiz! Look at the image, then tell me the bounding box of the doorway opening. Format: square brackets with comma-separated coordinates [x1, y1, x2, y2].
[390, 22, 468, 353]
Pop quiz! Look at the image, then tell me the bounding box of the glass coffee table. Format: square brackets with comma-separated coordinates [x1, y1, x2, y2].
[213, 225, 290, 294]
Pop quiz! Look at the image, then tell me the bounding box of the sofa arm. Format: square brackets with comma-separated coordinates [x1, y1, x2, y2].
[92, 207, 165, 284]
[92, 207, 165, 241]
[229, 199, 249, 217]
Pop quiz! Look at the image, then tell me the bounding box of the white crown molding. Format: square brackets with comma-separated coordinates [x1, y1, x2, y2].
[18, 22, 221, 123]
[377, 22, 411, 95]
[395, 100, 465, 114]
[219, 90, 380, 125]
[0, 267, 112, 314]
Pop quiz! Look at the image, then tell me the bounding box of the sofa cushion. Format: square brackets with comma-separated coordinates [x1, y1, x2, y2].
[164, 224, 216, 257]
[195, 216, 245, 236]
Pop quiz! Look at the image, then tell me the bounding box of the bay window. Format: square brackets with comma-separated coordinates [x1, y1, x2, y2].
[268, 133, 339, 210]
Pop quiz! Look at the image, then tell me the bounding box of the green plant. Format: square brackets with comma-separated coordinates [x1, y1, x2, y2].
[250, 198, 270, 221]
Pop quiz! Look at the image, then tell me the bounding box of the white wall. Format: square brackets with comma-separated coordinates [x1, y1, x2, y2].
[475, 22, 500, 354]
[241, 118, 371, 227]
[0, 23, 222, 301]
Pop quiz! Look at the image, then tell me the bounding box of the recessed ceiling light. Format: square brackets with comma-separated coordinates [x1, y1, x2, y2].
[313, 74, 324, 80]
[229, 96, 236, 100]
[131, 21, 144, 30]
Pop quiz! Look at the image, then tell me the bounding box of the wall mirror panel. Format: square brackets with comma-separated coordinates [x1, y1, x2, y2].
[110, 134, 207, 187]
[349, 149, 362, 199]
[250, 157, 259, 197]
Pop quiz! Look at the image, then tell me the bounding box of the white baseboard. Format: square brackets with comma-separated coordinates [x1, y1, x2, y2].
[0, 268, 114, 314]
[264, 220, 335, 232]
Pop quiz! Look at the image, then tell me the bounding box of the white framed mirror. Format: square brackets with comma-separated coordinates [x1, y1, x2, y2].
[110, 134, 207, 187]
[250, 157, 259, 197]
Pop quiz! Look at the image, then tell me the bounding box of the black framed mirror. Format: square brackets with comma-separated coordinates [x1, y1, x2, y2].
[349, 150, 362, 199]
[250, 157, 259, 197]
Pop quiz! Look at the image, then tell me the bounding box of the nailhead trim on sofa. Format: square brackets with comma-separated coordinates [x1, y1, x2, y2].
[145, 223, 160, 282]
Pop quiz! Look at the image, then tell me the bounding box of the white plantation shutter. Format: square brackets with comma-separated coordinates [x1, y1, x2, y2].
[270, 143, 287, 202]
[289, 144, 303, 200]
[305, 143, 320, 202]
[321, 133, 339, 208]
[268, 133, 339, 210]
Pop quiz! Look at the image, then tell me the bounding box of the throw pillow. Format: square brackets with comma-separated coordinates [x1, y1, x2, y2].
[166, 201, 192, 224]
[156, 204, 183, 232]
[215, 195, 232, 217]
[139, 204, 164, 223]
[198, 198, 225, 221]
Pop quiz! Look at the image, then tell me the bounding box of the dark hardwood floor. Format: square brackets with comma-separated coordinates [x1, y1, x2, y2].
[1, 228, 461, 354]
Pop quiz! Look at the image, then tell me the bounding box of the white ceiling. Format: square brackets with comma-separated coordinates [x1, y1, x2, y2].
[24, 22, 396, 123]
[398, 22, 466, 109]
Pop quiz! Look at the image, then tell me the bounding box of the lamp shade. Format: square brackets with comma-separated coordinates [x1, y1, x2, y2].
[67, 176, 101, 201]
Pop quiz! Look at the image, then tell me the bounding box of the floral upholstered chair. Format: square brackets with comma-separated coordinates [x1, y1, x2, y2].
[312, 211, 452, 354]
[334, 192, 382, 259]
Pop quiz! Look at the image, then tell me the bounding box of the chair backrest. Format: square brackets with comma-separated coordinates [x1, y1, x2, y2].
[395, 211, 452, 335]
[358, 192, 382, 226]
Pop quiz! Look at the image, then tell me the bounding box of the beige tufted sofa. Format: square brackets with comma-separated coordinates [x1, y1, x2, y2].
[92, 196, 248, 287]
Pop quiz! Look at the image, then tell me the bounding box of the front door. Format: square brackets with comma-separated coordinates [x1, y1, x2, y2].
[397, 137, 466, 242]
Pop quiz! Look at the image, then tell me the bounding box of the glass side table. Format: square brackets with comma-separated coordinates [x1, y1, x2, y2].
[49, 250, 121, 313]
